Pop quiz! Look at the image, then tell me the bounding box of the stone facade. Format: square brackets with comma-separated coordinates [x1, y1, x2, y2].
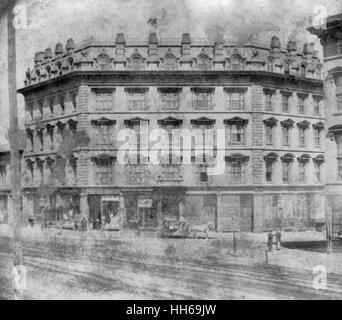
[18, 34, 325, 232]
[309, 14, 342, 234]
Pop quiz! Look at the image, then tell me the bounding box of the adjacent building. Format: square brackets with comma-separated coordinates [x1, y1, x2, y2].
[309, 14, 342, 234]
[18, 33, 325, 232]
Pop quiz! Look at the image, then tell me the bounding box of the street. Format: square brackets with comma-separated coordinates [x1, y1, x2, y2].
[1, 235, 342, 300]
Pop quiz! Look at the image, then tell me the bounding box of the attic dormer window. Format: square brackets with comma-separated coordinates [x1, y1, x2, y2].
[230, 55, 243, 71]
[164, 54, 177, 71]
[197, 54, 211, 71]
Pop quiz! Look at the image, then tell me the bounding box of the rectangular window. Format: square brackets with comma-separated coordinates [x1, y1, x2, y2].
[70, 91, 77, 111]
[59, 95, 65, 114]
[299, 128, 306, 147]
[266, 163, 273, 182]
[199, 171, 208, 183]
[337, 94, 342, 111]
[96, 162, 113, 185]
[226, 92, 245, 111]
[282, 94, 289, 113]
[282, 127, 290, 146]
[128, 92, 147, 111]
[298, 163, 306, 183]
[227, 125, 245, 145]
[161, 92, 179, 110]
[298, 97, 305, 114]
[94, 88, 114, 111]
[315, 129, 321, 148]
[265, 126, 273, 146]
[27, 103, 34, 121]
[48, 97, 54, 116]
[193, 92, 212, 110]
[339, 159, 342, 181]
[265, 93, 272, 111]
[314, 98, 320, 116]
[0, 166, 6, 185]
[315, 163, 321, 183]
[38, 100, 44, 119]
[95, 125, 112, 145]
[231, 165, 243, 183]
[282, 163, 290, 184]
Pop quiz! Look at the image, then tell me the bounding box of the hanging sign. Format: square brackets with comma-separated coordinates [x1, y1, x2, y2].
[138, 199, 153, 208]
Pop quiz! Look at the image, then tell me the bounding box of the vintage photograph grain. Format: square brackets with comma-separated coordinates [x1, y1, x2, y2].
[1, 0, 342, 301]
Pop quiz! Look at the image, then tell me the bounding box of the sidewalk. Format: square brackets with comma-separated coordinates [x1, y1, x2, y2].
[1, 224, 340, 276]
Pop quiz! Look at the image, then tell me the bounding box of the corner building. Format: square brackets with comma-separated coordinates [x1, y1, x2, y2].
[18, 33, 325, 232]
[309, 14, 342, 233]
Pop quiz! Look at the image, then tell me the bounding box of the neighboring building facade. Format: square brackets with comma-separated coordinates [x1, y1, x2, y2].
[0, 150, 11, 225]
[309, 14, 342, 234]
[18, 33, 325, 232]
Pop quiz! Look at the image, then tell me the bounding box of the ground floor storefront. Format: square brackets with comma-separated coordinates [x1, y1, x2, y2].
[22, 186, 325, 233]
[326, 186, 342, 235]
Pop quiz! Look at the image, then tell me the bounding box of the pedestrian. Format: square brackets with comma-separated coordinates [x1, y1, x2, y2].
[276, 230, 282, 250]
[267, 232, 273, 252]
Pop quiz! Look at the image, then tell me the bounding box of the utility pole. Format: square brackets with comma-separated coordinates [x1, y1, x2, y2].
[7, 1, 23, 264]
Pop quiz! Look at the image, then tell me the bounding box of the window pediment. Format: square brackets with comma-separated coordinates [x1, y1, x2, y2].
[281, 153, 294, 163]
[264, 153, 278, 163]
[329, 125, 342, 133]
[191, 117, 216, 126]
[313, 155, 325, 164]
[225, 154, 249, 164]
[191, 87, 215, 94]
[224, 117, 249, 125]
[263, 117, 278, 126]
[124, 117, 149, 127]
[158, 87, 182, 93]
[92, 154, 116, 164]
[263, 88, 276, 95]
[313, 122, 324, 130]
[125, 88, 149, 94]
[157, 117, 183, 127]
[91, 117, 116, 126]
[281, 119, 295, 128]
[224, 87, 248, 93]
[298, 154, 310, 163]
[297, 120, 310, 129]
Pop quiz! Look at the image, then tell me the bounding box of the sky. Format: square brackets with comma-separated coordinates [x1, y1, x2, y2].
[1, 0, 342, 147]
